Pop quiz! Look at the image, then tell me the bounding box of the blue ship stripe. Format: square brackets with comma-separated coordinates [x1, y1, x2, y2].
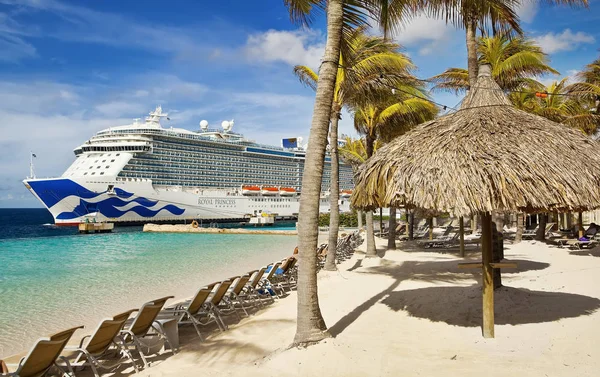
[29, 179, 184, 220]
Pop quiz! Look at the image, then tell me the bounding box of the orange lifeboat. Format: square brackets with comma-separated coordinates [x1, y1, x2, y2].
[279, 187, 297, 196]
[340, 189, 352, 198]
[261, 186, 279, 196]
[242, 185, 261, 195]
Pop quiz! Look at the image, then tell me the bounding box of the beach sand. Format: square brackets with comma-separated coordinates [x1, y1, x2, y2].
[124, 235, 600, 377]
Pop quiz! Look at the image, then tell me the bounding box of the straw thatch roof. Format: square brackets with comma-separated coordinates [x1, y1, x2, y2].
[352, 65, 600, 216]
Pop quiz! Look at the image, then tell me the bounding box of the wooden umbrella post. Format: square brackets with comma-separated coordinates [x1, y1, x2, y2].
[481, 212, 494, 338]
[459, 216, 465, 258]
[428, 217, 433, 240]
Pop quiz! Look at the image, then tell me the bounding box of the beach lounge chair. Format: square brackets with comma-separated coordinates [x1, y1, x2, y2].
[418, 226, 453, 246]
[120, 296, 175, 369]
[206, 280, 237, 329]
[226, 274, 254, 316]
[239, 267, 274, 306]
[160, 284, 223, 340]
[62, 310, 138, 377]
[522, 224, 541, 240]
[1, 326, 83, 377]
[268, 257, 297, 294]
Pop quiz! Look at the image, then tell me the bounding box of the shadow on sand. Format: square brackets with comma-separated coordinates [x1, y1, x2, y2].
[569, 246, 600, 258]
[329, 256, 560, 337]
[381, 285, 600, 327]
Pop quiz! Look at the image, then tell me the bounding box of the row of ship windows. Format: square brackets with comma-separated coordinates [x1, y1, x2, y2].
[153, 141, 295, 163]
[97, 130, 290, 155]
[118, 172, 300, 184]
[99, 131, 244, 152]
[147, 154, 303, 171]
[152, 146, 297, 166]
[133, 158, 301, 174]
[153, 136, 273, 154]
[122, 166, 299, 178]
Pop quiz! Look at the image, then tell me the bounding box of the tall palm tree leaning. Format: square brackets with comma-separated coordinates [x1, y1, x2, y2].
[293, 29, 416, 270]
[282, 0, 415, 346]
[353, 92, 437, 257]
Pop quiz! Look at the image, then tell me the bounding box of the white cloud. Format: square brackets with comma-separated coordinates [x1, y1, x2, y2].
[244, 29, 325, 69]
[0, 34, 36, 62]
[94, 101, 147, 117]
[516, 1, 539, 23]
[535, 29, 595, 54]
[537, 69, 581, 88]
[0, 0, 218, 61]
[392, 14, 461, 56]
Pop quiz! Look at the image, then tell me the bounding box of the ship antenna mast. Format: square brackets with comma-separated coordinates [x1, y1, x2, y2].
[29, 151, 36, 179]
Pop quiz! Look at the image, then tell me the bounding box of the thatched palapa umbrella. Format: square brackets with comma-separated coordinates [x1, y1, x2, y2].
[352, 65, 600, 338]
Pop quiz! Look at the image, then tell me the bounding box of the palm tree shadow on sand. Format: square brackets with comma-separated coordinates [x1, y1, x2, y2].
[381, 285, 600, 327]
[329, 257, 600, 335]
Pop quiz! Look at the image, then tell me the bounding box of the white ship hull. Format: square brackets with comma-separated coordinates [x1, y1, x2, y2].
[23, 177, 351, 226]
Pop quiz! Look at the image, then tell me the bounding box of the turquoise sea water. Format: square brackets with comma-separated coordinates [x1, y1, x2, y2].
[0, 209, 297, 357]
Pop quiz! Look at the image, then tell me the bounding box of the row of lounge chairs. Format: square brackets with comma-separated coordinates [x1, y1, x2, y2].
[1, 231, 364, 377]
[317, 231, 364, 269]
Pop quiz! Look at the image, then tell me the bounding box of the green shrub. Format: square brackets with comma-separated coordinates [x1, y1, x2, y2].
[318, 211, 363, 227]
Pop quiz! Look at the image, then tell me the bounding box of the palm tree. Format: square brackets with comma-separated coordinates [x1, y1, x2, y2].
[353, 94, 437, 256]
[568, 55, 600, 114]
[424, 0, 522, 87]
[431, 34, 558, 93]
[533, 79, 600, 135]
[283, 0, 415, 347]
[293, 30, 414, 271]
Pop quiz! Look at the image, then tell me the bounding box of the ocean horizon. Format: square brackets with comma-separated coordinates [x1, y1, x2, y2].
[0, 208, 297, 357]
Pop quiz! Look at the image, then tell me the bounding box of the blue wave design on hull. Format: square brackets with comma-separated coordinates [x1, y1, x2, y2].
[28, 179, 184, 220]
[57, 198, 185, 220]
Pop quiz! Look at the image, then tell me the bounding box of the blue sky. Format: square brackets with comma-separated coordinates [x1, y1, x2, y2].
[1, 0, 599, 207]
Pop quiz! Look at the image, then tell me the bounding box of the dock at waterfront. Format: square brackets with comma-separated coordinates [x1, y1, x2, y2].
[143, 223, 297, 235]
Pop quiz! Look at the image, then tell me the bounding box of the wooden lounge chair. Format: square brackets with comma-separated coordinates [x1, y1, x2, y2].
[423, 232, 460, 248]
[1, 326, 83, 377]
[160, 284, 222, 340]
[227, 275, 253, 316]
[62, 310, 138, 377]
[268, 257, 297, 294]
[207, 280, 237, 330]
[120, 296, 175, 369]
[239, 267, 273, 306]
[521, 225, 539, 240]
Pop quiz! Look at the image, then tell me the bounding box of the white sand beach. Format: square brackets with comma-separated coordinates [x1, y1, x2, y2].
[125, 236, 600, 377]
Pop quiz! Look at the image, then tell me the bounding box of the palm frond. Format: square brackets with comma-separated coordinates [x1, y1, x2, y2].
[283, 0, 324, 26]
[293, 65, 319, 91]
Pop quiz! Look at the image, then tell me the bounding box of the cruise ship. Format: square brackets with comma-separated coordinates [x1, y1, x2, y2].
[23, 107, 355, 226]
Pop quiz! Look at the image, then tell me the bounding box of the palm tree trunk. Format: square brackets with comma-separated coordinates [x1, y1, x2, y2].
[388, 207, 396, 250]
[365, 134, 375, 159]
[466, 18, 479, 88]
[514, 212, 524, 243]
[379, 208, 383, 236]
[325, 109, 341, 271]
[408, 210, 415, 240]
[357, 209, 363, 229]
[364, 134, 377, 256]
[365, 211, 377, 257]
[536, 212, 547, 241]
[293, 0, 343, 346]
